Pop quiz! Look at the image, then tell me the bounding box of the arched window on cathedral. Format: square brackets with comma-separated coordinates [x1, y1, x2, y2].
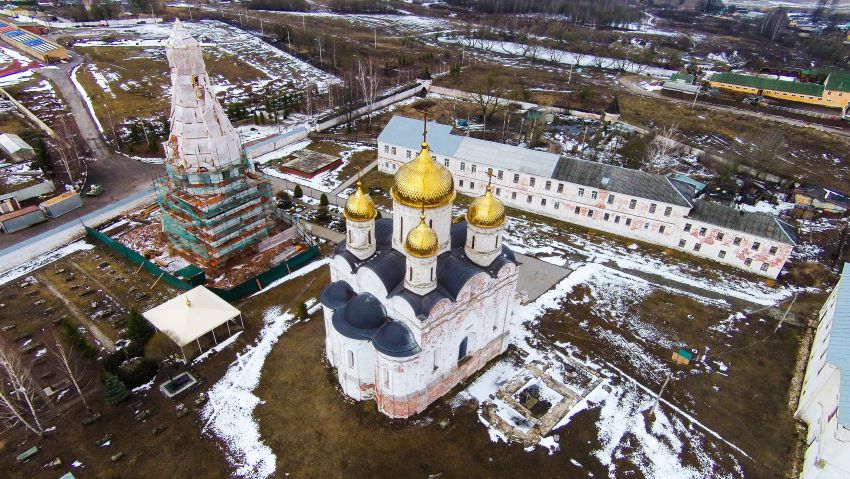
[471, 235, 475, 249]
[383, 368, 390, 387]
[429, 219, 433, 228]
[347, 350, 354, 369]
[409, 267, 413, 281]
[458, 337, 469, 363]
[368, 230, 372, 245]
[496, 234, 500, 248]
[430, 267, 434, 282]
[399, 217, 404, 242]
[348, 230, 352, 243]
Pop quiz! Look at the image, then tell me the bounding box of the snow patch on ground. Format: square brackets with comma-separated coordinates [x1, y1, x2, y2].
[0, 240, 94, 287]
[70, 64, 104, 133]
[200, 306, 298, 479]
[193, 331, 243, 364]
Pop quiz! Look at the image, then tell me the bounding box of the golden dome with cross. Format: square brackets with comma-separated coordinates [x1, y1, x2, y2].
[404, 214, 439, 258]
[390, 119, 455, 209]
[344, 180, 377, 222]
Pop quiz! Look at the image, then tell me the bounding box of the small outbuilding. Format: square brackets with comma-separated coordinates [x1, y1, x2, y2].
[0, 133, 35, 163]
[0, 192, 20, 214]
[0, 205, 45, 233]
[39, 191, 83, 218]
[143, 286, 243, 361]
[793, 184, 850, 215]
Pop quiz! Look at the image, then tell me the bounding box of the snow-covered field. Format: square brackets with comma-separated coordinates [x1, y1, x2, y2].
[67, 20, 340, 92]
[270, 11, 452, 37]
[458, 260, 746, 477]
[440, 36, 675, 78]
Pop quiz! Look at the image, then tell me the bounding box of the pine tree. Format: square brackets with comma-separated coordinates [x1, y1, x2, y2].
[126, 309, 154, 346]
[319, 193, 329, 206]
[103, 372, 129, 405]
[293, 185, 303, 198]
[294, 302, 308, 320]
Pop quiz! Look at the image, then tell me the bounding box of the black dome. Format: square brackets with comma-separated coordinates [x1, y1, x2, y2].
[343, 293, 386, 332]
[372, 320, 421, 358]
[320, 281, 356, 310]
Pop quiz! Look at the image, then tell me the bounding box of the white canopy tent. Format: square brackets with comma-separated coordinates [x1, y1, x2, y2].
[143, 286, 243, 361]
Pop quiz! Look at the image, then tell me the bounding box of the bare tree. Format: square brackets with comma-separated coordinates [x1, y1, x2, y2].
[547, 47, 564, 64]
[356, 57, 381, 130]
[0, 343, 44, 435]
[647, 123, 679, 173]
[469, 73, 510, 132]
[526, 42, 540, 63]
[572, 50, 587, 69]
[760, 9, 788, 41]
[50, 334, 91, 412]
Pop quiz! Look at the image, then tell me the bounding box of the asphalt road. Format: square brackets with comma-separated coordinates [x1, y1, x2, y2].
[0, 52, 159, 249]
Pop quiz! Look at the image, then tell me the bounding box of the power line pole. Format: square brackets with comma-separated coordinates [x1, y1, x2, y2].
[774, 292, 798, 334]
[649, 370, 673, 418]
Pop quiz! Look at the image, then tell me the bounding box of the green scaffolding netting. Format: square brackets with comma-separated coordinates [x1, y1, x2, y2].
[85, 226, 320, 302]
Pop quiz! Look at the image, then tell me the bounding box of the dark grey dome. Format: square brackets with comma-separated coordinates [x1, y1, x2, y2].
[320, 281, 356, 310]
[343, 293, 386, 332]
[372, 320, 421, 358]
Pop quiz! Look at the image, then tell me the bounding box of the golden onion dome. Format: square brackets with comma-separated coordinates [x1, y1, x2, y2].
[467, 184, 506, 228]
[344, 180, 377, 222]
[391, 142, 455, 208]
[404, 215, 439, 258]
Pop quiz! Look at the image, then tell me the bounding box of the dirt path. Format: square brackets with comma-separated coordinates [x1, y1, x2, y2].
[35, 273, 115, 351]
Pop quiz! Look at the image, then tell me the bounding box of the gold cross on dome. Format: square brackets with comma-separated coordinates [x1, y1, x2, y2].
[486, 168, 495, 187]
[422, 113, 428, 144]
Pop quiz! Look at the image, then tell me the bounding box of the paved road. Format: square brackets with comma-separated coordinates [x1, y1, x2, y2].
[0, 52, 158, 250]
[619, 76, 850, 138]
[0, 188, 155, 273]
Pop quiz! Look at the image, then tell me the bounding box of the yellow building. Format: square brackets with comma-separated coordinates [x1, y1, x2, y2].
[709, 71, 850, 112]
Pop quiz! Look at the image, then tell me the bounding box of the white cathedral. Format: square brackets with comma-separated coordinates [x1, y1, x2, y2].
[320, 128, 520, 418]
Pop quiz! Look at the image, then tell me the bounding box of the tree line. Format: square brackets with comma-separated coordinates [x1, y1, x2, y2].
[445, 0, 642, 26]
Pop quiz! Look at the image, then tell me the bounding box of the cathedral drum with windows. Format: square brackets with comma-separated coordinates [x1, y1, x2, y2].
[320, 134, 519, 419]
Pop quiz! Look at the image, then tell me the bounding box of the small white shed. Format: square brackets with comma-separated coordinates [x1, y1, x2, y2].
[0, 133, 35, 163]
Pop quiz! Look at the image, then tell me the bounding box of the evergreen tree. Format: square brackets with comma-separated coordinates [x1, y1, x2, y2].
[125, 309, 154, 346]
[294, 301, 308, 320]
[319, 193, 329, 206]
[103, 372, 129, 405]
[316, 204, 331, 223]
[293, 185, 303, 198]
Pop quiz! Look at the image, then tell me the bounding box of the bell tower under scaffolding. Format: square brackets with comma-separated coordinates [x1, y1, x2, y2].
[154, 19, 276, 268]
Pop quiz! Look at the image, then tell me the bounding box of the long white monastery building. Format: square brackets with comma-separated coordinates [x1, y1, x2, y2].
[796, 264, 850, 479]
[322, 131, 519, 418]
[378, 116, 797, 278]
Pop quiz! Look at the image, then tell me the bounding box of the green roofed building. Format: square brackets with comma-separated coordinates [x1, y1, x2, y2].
[709, 71, 850, 112]
[670, 72, 695, 84]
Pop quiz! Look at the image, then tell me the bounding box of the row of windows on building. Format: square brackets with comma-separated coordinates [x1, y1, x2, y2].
[460, 177, 674, 234]
[384, 150, 681, 219]
[682, 223, 779, 255]
[678, 237, 773, 271]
